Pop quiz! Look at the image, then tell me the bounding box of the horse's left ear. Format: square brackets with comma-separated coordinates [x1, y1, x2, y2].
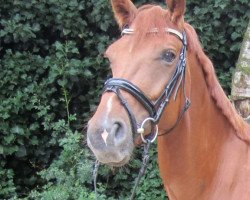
[111, 0, 137, 29]
[166, 0, 186, 26]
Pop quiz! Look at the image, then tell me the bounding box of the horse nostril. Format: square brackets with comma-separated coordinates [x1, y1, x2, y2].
[111, 122, 126, 145]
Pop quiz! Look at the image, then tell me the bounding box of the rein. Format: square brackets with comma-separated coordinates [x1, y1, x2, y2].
[93, 28, 190, 200]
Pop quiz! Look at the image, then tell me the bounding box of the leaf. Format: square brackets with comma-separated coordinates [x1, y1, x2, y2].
[63, 28, 71, 35]
[4, 134, 15, 144]
[231, 32, 241, 40]
[83, 70, 92, 78]
[15, 146, 27, 157]
[10, 125, 24, 135]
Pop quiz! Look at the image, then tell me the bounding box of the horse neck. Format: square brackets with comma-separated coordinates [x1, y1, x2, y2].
[157, 49, 250, 199]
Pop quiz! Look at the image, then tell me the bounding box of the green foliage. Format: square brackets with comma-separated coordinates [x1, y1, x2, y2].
[185, 0, 250, 92]
[28, 128, 96, 200]
[0, 0, 111, 198]
[0, 167, 16, 198]
[91, 144, 167, 200]
[0, 0, 249, 199]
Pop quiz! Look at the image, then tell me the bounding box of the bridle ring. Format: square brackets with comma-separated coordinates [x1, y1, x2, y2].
[137, 117, 158, 143]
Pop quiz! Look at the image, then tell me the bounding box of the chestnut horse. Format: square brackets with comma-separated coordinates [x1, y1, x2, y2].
[87, 0, 250, 199]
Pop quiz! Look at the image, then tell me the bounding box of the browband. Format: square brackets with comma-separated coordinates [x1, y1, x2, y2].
[121, 28, 184, 41]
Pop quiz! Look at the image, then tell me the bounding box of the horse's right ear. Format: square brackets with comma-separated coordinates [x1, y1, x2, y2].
[111, 0, 137, 29]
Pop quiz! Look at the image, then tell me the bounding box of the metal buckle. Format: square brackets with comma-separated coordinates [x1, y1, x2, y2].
[137, 117, 158, 143]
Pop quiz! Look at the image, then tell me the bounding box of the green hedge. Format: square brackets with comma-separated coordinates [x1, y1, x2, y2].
[0, 0, 249, 199]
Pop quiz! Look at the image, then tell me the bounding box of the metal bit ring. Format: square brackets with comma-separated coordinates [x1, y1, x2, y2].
[137, 117, 158, 143]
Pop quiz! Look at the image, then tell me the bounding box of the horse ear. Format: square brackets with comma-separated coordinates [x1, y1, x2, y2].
[166, 0, 186, 26]
[111, 0, 137, 29]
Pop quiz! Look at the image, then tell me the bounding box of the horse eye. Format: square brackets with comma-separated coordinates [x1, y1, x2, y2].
[161, 50, 176, 64]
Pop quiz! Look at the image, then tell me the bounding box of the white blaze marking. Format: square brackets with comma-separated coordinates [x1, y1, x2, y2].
[107, 95, 114, 115]
[101, 95, 115, 146]
[104, 95, 115, 126]
[101, 129, 109, 146]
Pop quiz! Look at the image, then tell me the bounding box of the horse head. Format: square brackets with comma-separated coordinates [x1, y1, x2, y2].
[87, 0, 189, 167]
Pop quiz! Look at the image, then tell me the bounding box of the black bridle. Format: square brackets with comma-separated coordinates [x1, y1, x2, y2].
[103, 30, 190, 143]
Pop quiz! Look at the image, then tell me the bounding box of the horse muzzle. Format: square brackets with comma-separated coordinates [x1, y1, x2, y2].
[87, 115, 134, 166]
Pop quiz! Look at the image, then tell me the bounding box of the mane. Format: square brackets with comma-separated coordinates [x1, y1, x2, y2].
[183, 23, 250, 142]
